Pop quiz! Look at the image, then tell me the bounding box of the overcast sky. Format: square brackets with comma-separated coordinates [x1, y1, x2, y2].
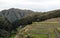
[0, 0, 60, 12]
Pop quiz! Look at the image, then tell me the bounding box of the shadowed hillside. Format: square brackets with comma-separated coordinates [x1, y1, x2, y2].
[13, 9, 60, 29]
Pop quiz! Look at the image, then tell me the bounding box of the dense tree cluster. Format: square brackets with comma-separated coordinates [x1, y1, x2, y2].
[0, 16, 16, 38]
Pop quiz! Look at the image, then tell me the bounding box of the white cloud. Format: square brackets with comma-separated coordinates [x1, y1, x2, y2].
[0, 0, 60, 11]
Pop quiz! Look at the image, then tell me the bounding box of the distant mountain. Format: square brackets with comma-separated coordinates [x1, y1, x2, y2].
[0, 8, 33, 23]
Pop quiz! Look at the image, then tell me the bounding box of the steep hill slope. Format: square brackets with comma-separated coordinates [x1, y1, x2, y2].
[0, 8, 33, 23]
[15, 18, 60, 38]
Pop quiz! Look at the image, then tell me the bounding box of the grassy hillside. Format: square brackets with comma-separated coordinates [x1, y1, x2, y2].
[1, 9, 60, 38]
[15, 18, 60, 38]
[43, 17, 60, 22]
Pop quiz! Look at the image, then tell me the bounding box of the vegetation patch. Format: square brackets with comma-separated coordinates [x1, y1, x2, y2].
[31, 34, 48, 38]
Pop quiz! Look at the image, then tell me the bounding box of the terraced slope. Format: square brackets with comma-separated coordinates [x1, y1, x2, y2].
[43, 18, 60, 22]
[15, 18, 60, 38]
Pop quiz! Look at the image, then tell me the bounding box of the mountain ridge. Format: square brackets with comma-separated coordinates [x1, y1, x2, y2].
[0, 8, 34, 23]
